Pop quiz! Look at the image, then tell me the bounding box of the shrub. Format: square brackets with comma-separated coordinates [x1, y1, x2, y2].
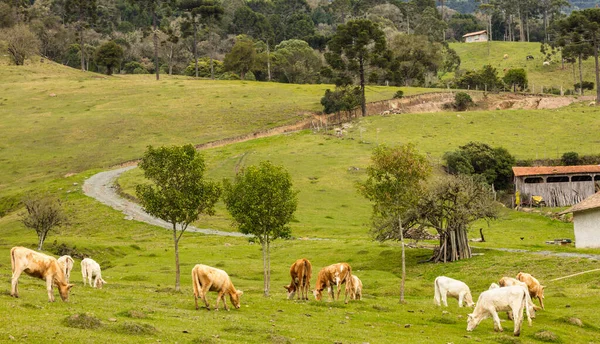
[561, 152, 580, 166]
[219, 72, 240, 80]
[454, 92, 473, 111]
[393, 90, 404, 99]
[1, 23, 40, 65]
[124, 61, 147, 74]
[574, 81, 594, 91]
[503, 68, 528, 92]
[184, 57, 224, 78]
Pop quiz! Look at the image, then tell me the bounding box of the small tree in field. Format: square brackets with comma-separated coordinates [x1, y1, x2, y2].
[1, 24, 40, 66]
[94, 41, 124, 75]
[136, 144, 221, 291]
[21, 196, 67, 250]
[223, 161, 298, 297]
[358, 144, 431, 303]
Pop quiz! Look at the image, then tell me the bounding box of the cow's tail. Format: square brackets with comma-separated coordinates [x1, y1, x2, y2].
[524, 290, 533, 326]
[10, 247, 16, 275]
[434, 277, 441, 306]
[304, 259, 312, 291]
[192, 267, 202, 309]
[345, 264, 354, 298]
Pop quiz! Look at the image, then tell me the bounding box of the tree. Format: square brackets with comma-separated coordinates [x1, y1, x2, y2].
[555, 12, 594, 96]
[503, 68, 528, 92]
[223, 35, 256, 79]
[454, 92, 473, 111]
[94, 41, 124, 75]
[21, 195, 67, 251]
[415, 175, 497, 263]
[326, 19, 387, 117]
[321, 86, 361, 124]
[197, 0, 224, 80]
[136, 144, 221, 291]
[272, 39, 321, 83]
[358, 144, 431, 303]
[223, 161, 298, 297]
[1, 24, 40, 66]
[64, 0, 97, 71]
[562, 151, 580, 166]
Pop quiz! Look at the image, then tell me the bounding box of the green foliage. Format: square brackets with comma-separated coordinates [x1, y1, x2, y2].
[223, 35, 256, 80]
[393, 90, 404, 99]
[94, 41, 124, 75]
[454, 65, 503, 91]
[1, 24, 40, 66]
[574, 81, 594, 90]
[443, 141, 516, 191]
[320, 86, 361, 114]
[21, 195, 67, 250]
[387, 34, 443, 87]
[447, 13, 484, 41]
[561, 151, 580, 166]
[503, 68, 528, 92]
[124, 61, 148, 74]
[184, 57, 224, 77]
[454, 92, 473, 111]
[272, 39, 321, 84]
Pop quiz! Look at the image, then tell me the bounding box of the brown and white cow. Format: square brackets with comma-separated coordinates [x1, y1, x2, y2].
[57, 255, 74, 283]
[192, 264, 243, 311]
[516, 272, 545, 310]
[10, 246, 74, 302]
[284, 258, 312, 300]
[313, 263, 354, 304]
[348, 275, 363, 300]
[467, 286, 533, 337]
[81, 258, 106, 289]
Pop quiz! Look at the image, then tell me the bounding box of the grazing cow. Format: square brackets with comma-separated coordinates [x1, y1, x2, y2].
[81, 258, 106, 289]
[313, 263, 354, 304]
[498, 277, 538, 319]
[348, 275, 363, 300]
[526, 55, 534, 60]
[516, 272, 545, 310]
[503, 54, 509, 59]
[543, 61, 550, 66]
[192, 264, 243, 311]
[467, 286, 533, 337]
[434, 276, 475, 307]
[57, 255, 74, 283]
[10, 246, 73, 302]
[284, 258, 312, 300]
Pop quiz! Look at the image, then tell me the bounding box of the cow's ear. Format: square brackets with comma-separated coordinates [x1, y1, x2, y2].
[283, 285, 289, 290]
[541, 285, 545, 290]
[237, 290, 244, 296]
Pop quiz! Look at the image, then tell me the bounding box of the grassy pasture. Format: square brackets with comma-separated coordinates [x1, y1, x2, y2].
[449, 41, 599, 92]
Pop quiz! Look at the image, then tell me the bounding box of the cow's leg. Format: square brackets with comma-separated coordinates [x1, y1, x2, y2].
[82, 269, 86, 286]
[512, 307, 522, 336]
[10, 268, 23, 298]
[87, 270, 93, 288]
[46, 276, 55, 302]
[441, 291, 448, 307]
[215, 291, 222, 311]
[201, 283, 212, 309]
[491, 309, 503, 332]
[538, 295, 544, 310]
[458, 292, 464, 307]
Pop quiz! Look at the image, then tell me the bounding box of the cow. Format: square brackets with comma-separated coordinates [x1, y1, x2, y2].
[192, 264, 243, 311]
[498, 277, 539, 319]
[57, 255, 74, 283]
[283, 258, 312, 300]
[503, 54, 509, 59]
[526, 55, 534, 60]
[543, 61, 550, 66]
[467, 286, 533, 337]
[516, 272, 545, 310]
[81, 258, 106, 289]
[313, 263, 354, 304]
[434, 276, 475, 308]
[348, 275, 363, 300]
[489, 283, 500, 289]
[10, 246, 74, 302]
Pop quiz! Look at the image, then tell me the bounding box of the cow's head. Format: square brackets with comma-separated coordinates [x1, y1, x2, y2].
[95, 278, 107, 289]
[313, 289, 323, 301]
[464, 292, 475, 307]
[58, 283, 74, 301]
[230, 290, 243, 309]
[283, 284, 296, 300]
[466, 313, 479, 331]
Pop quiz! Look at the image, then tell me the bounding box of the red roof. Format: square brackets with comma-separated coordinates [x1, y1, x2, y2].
[512, 165, 600, 177]
[462, 30, 487, 38]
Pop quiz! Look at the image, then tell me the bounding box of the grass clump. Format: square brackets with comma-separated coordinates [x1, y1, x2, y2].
[117, 310, 148, 319]
[63, 313, 102, 329]
[268, 334, 292, 344]
[116, 322, 157, 335]
[429, 316, 457, 325]
[533, 330, 561, 343]
[494, 335, 521, 344]
[190, 336, 219, 344]
[556, 316, 583, 327]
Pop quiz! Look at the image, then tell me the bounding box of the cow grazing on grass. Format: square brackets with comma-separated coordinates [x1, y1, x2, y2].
[284, 258, 312, 300]
[348, 275, 363, 300]
[498, 277, 538, 319]
[10, 246, 74, 302]
[81, 258, 106, 289]
[516, 272, 545, 310]
[434, 276, 475, 307]
[57, 255, 74, 283]
[313, 263, 354, 304]
[526, 55, 534, 60]
[467, 286, 533, 336]
[192, 264, 243, 311]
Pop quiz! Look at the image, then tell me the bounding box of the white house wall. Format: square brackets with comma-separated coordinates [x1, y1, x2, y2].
[574, 209, 600, 248]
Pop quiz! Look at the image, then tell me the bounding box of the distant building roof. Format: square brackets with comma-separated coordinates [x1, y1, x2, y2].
[562, 191, 600, 214]
[512, 165, 600, 177]
[462, 30, 488, 38]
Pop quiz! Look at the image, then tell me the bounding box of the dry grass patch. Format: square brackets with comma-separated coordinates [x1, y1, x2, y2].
[63, 313, 102, 329]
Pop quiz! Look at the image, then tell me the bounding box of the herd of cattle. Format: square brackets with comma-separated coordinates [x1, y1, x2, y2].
[9, 246, 545, 336]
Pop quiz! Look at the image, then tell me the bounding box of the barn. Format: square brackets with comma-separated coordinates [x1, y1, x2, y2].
[513, 165, 600, 207]
[462, 30, 488, 43]
[561, 192, 600, 248]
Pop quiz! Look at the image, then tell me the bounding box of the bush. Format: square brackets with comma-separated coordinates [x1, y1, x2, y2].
[454, 92, 473, 111]
[503, 68, 528, 91]
[1, 23, 40, 65]
[561, 152, 580, 166]
[185, 57, 224, 78]
[124, 61, 147, 74]
[453, 65, 502, 91]
[393, 90, 404, 99]
[574, 81, 594, 91]
[218, 72, 240, 80]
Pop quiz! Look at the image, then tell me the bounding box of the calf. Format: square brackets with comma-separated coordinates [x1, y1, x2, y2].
[284, 258, 312, 300]
[313, 263, 354, 304]
[81, 258, 106, 289]
[516, 272, 545, 309]
[348, 275, 363, 300]
[57, 255, 74, 283]
[434, 276, 474, 307]
[10, 246, 73, 302]
[192, 264, 243, 311]
[467, 286, 532, 336]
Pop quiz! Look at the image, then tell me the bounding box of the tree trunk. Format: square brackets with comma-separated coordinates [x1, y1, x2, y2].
[267, 41, 271, 81]
[169, 44, 173, 76]
[267, 238, 271, 296]
[579, 53, 584, 96]
[173, 224, 181, 291]
[398, 215, 405, 304]
[37, 231, 46, 251]
[262, 238, 268, 297]
[153, 10, 160, 81]
[594, 40, 600, 104]
[359, 56, 366, 117]
[543, 9, 548, 42]
[194, 22, 198, 78]
[79, 25, 85, 72]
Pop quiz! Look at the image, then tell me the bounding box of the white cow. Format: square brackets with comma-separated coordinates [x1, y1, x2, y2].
[81, 258, 106, 289]
[434, 276, 474, 307]
[57, 255, 74, 283]
[467, 286, 533, 336]
[499, 276, 539, 318]
[348, 275, 363, 300]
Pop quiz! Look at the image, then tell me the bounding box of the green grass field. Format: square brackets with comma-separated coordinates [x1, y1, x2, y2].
[449, 41, 599, 93]
[1, 58, 600, 343]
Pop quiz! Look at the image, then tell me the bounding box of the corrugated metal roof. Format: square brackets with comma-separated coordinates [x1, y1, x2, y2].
[561, 191, 600, 213]
[462, 30, 488, 38]
[512, 165, 600, 177]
